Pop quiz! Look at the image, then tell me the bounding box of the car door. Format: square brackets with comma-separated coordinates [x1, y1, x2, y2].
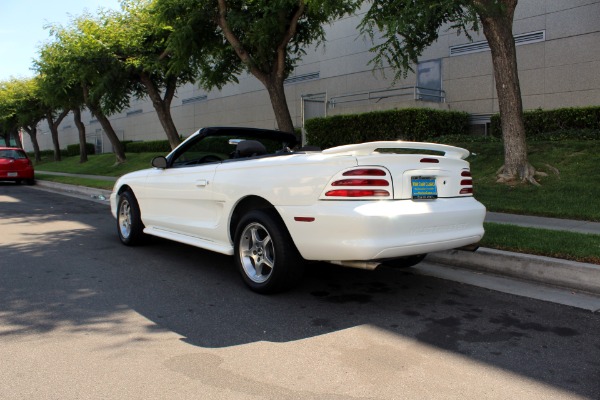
[140, 163, 220, 240]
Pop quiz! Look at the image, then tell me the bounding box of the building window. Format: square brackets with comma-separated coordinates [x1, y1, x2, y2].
[449, 30, 546, 56]
[417, 60, 443, 102]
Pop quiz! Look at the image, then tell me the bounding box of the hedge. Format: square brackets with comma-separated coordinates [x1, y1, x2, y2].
[304, 108, 470, 149]
[66, 143, 95, 157]
[491, 106, 600, 140]
[124, 140, 172, 153]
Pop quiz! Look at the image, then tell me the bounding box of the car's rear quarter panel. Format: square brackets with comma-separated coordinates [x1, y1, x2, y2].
[214, 152, 485, 262]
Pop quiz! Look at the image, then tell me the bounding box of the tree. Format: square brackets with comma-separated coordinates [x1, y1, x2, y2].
[0, 78, 45, 154]
[96, 0, 207, 150]
[36, 41, 90, 163]
[37, 13, 134, 164]
[156, 0, 360, 134]
[360, 0, 538, 184]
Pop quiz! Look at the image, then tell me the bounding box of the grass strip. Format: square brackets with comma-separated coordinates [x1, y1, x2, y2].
[461, 140, 600, 222]
[35, 174, 115, 191]
[35, 152, 163, 177]
[481, 222, 600, 265]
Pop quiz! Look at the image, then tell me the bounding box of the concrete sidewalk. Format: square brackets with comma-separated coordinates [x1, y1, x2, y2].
[32, 175, 600, 297]
[486, 211, 600, 235]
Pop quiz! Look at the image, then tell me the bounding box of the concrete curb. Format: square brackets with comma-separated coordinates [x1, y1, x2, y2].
[35, 180, 112, 203]
[426, 248, 600, 296]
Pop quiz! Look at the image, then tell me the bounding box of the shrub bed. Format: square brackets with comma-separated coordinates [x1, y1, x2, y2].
[125, 140, 172, 153]
[491, 106, 600, 139]
[304, 108, 469, 149]
[66, 143, 95, 156]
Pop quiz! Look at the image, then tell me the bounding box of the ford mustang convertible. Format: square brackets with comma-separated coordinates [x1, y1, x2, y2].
[111, 127, 485, 293]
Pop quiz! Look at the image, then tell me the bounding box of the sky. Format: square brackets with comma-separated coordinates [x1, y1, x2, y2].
[0, 0, 122, 81]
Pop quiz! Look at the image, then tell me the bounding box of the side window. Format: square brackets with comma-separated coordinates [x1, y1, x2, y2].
[171, 137, 229, 167]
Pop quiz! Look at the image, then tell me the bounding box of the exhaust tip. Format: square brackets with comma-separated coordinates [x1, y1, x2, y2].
[456, 243, 480, 252]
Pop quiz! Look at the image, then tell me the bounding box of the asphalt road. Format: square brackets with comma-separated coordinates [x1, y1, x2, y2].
[1, 183, 599, 399]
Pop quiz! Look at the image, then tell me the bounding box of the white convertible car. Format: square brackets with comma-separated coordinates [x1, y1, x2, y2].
[111, 127, 486, 293]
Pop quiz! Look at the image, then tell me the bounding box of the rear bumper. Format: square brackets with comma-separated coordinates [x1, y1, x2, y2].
[277, 197, 486, 261]
[0, 169, 34, 180]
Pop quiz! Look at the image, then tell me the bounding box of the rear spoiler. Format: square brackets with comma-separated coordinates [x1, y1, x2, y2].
[321, 141, 470, 160]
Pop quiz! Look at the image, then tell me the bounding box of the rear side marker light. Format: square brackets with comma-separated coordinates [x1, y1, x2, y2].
[461, 171, 472, 177]
[294, 217, 315, 222]
[325, 189, 390, 197]
[460, 188, 473, 194]
[460, 179, 473, 186]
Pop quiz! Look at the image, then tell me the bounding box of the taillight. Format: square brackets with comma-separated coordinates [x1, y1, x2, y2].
[343, 169, 386, 176]
[325, 189, 390, 197]
[321, 167, 392, 199]
[331, 179, 389, 187]
[460, 170, 473, 195]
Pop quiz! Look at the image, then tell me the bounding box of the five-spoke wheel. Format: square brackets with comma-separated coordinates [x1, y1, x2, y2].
[234, 210, 304, 293]
[117, 190, 145, 245]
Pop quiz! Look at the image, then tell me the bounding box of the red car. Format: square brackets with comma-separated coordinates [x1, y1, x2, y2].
[0, 147, 35, 185]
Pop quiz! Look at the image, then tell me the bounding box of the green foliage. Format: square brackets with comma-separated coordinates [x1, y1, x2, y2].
[32, 149, 68, 159]
[156, 0, 361, 86]
[304, 108, 470, 148]
[359, 0, 479, 80]
[124, 140, 172, 153]
[36, 11, 136, 116]
[491, 107, 600, 139]
[66, 143, 95, 157]
[0, 78, 46, 135]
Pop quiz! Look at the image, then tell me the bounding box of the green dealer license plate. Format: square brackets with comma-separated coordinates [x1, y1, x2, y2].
[411, 176, 437, 200]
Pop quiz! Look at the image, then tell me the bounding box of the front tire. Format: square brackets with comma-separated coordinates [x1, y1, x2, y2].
[234, 210, 304, 294]
[117, 190, 146, 246]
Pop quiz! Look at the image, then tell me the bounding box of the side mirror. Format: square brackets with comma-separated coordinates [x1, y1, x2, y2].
[151, 156, 167, 169]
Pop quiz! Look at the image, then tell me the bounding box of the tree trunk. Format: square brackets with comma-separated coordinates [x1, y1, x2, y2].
[264, 77, 295, 133]
[92, 111, 127, 164]
[478, 0, 534, 183]
[82, 85, 126, 164]
[23, 126, 41, 162]
[11, 128, 23, 149]
[47, 113, 61, 162]
[46, 109, 69, 162]
[140, 74, 181, 150]
[215, 0, 302, 134]
[73, 108, 88, 163]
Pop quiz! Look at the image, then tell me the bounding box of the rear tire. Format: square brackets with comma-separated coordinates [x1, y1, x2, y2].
[234, 209, 304, 294]
[117, 190, 146, 246]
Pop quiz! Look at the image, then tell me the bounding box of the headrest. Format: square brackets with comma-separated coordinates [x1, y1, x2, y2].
[236, 140, 267, 157]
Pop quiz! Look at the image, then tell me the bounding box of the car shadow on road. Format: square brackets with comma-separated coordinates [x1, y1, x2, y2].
[1, 184, 599, 398]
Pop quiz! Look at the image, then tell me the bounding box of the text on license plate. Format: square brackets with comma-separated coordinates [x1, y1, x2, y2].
[411, 176, 437, 199]
[7, 172, 18, 177]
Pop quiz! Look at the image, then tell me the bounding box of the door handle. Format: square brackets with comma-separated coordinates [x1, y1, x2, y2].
[196, 179, 208, 187]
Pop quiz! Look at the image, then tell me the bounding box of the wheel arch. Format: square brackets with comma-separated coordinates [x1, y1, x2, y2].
[229, 195, 283, 242]
[117, 184, 133, 196]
